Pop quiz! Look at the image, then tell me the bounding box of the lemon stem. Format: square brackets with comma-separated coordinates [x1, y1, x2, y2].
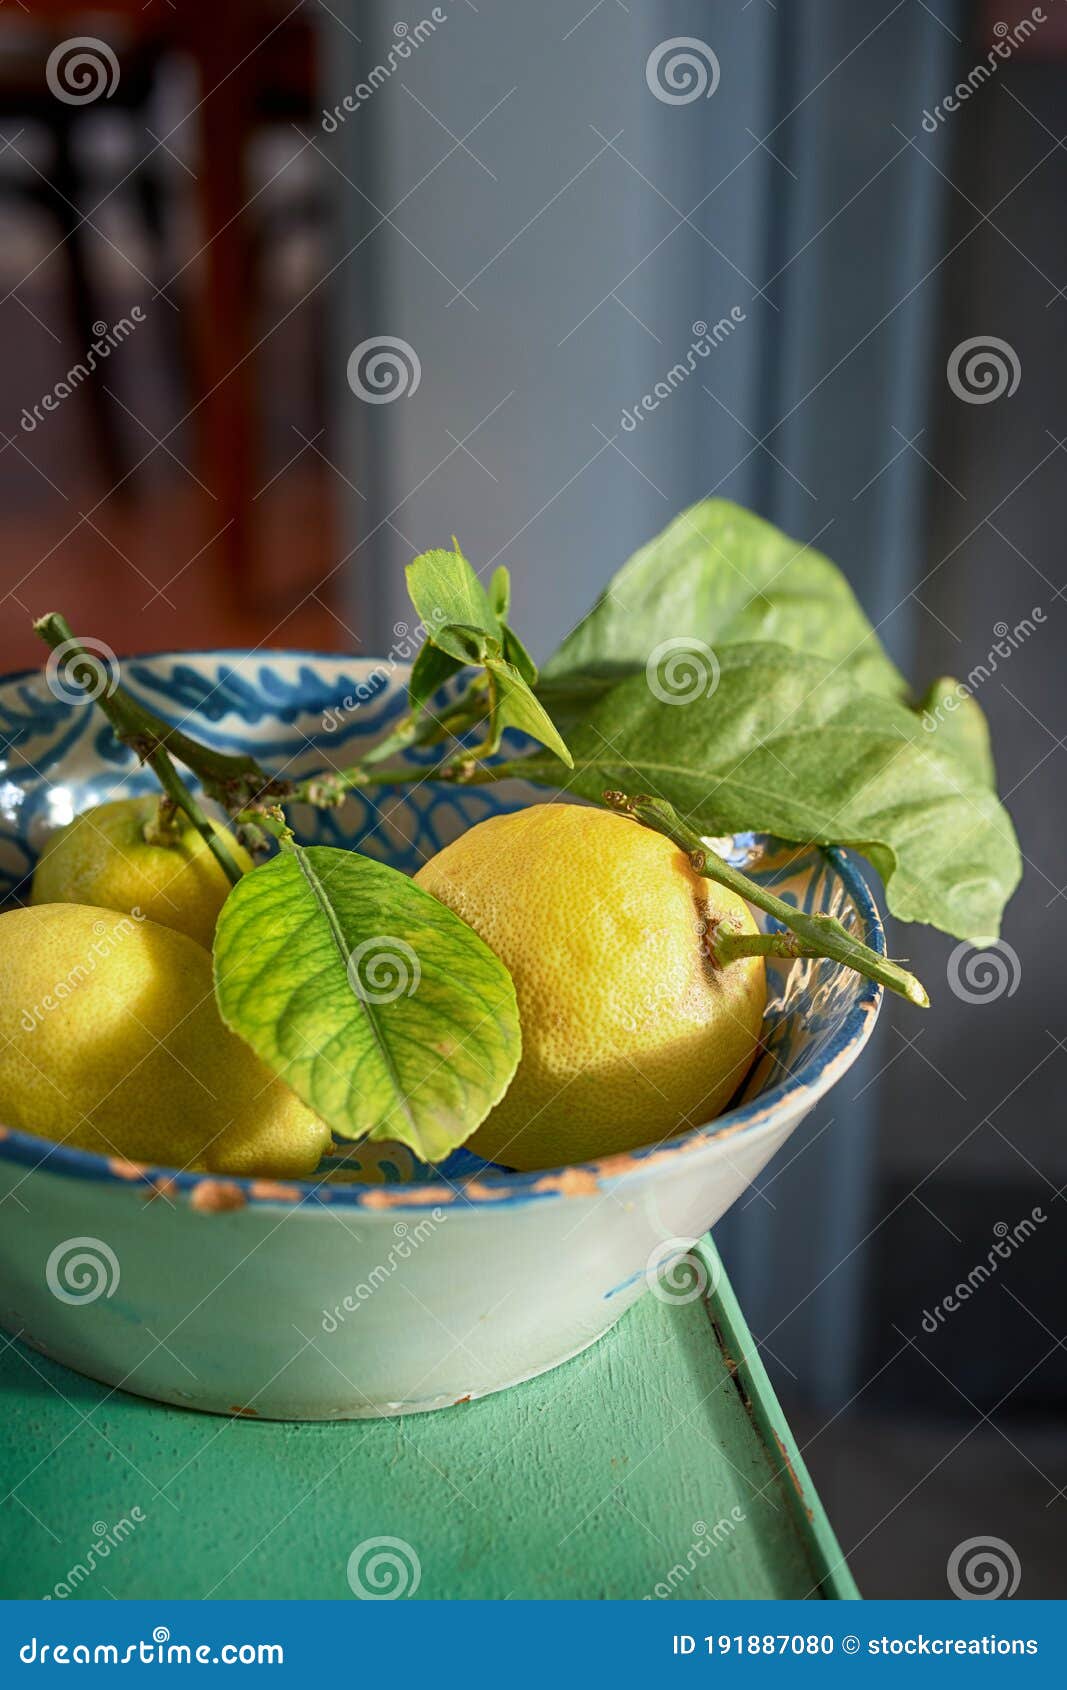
[143, 793, 181, 846]
[604, 792, 929, 1009]
[32, 612, 245, 887]
[234, 805, 293, 852]
[712, 926, 805, 963]
[145, 747, 246, 885]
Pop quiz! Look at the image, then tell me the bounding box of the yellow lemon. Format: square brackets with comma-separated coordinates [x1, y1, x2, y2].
[32, 795, 252, 949]
[0, 903, 330, 1177]
[414, 804, 766, 1170]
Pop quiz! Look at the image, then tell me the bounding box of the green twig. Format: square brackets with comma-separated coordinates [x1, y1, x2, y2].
[234, 805, 294, 850]
[358, 685, 489, 768]
[142, 793, 180, 846]
[145, 747, 245, 886]
[34, 612, 275, 810]
[33, 613, 245, 887]
[605, 791, 929, 1009]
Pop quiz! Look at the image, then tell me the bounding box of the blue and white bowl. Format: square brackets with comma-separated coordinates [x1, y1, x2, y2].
[0, 652, 883, 1418]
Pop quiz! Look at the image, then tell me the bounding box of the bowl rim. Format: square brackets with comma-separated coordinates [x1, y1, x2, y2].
[0, 650, 884, 1212]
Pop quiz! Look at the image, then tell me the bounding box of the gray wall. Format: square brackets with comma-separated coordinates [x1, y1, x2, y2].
[326, 0, 778, 657]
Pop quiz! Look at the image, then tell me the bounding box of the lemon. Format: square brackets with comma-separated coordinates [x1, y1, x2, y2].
[0, 903, 330, 1177]
[414, 804, 766, 1170]
[32, 795, 252, 949]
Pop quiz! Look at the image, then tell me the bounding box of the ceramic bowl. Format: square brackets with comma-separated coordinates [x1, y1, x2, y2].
[0, 653, 883, 1419]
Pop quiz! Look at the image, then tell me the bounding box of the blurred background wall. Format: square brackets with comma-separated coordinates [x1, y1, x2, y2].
[1, 0, 1064, 1596]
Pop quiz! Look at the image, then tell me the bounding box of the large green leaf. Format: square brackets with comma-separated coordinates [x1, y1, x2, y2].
[916, 676, 997, 789]
[544, 500, 908, 701]
[213, 844, 521, 1162]
[507, 644, 1021, 941]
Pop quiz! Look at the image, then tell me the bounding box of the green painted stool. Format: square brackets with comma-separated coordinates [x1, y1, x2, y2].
[0, 1242, 857, 1600]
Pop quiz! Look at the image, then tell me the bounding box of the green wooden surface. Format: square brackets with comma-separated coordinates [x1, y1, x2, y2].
[0, 1246, 856, 1601]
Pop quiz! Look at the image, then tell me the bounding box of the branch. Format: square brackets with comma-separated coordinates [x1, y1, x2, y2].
[33, 613, 275, 810]
[605, 792, 929, 1009]
[34, 613, 246, 886]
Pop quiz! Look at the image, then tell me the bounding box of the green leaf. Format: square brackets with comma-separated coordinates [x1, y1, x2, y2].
[489, 565, 511, 620]
[406, 547, 501, 656]
[485, 658, 573, 767]
[488, 566, 540, 681]
[504, 644, 1021, 942]
[405, 544, 571, 765]
[915, 676, 997, 789]
[408, 638, 463, 716]
[500, 621, 539, 686]
[213, 844, 521, 1163]
[544, 500, 908, 702]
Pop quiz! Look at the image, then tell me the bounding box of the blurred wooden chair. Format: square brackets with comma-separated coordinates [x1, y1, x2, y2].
[0, 1, 318, 605]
